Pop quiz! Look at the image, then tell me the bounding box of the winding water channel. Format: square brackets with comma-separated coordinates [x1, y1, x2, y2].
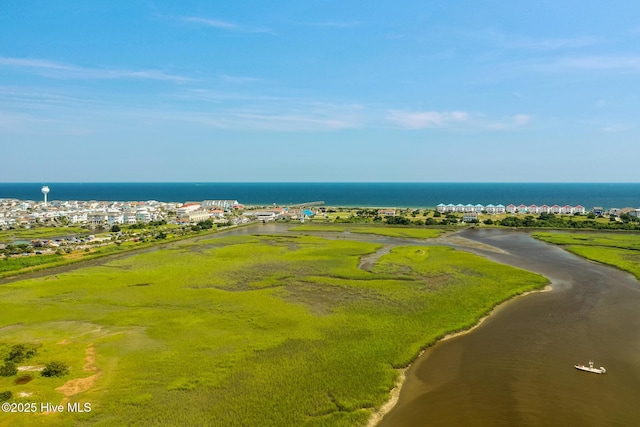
[247, 225, 640, 426]
[379, 228, 640, 427]
[3, 225, 639, 425]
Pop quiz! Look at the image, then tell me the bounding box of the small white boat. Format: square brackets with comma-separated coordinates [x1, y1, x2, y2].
[574, 360, 606, 374]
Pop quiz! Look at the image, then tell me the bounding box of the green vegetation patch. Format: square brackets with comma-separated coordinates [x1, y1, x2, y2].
[0, 254, 64, 274]
[0, 227, 88, 244]
[534, 231, 640, 280]
[291, 224, 445, 239]
[0, 233, 546, 426]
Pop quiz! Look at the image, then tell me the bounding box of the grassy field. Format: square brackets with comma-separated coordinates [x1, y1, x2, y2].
[0, 227, 89, 244]
[0, 254, 65, 274]
[533, 231, 640, 280]
[0, 233, 547, 426]
[0, 227, 224, 279]
[291, 224, 447, 239]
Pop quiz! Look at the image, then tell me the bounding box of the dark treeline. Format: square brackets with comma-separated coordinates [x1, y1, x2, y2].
[495, 213, 640, 230]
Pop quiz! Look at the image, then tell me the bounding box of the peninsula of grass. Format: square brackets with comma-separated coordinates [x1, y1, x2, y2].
[291, 223, 447, 239]
[533, 231, 640, 280]
[0, 233, 547, 426]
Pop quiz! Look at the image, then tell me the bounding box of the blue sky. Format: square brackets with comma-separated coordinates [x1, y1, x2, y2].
[1, 1, 639, 182]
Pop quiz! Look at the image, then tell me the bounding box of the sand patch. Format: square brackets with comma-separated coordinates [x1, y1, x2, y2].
[367, 369, 406, 427]
[17, 365, 44, 372]
[55, 344, 101, 404]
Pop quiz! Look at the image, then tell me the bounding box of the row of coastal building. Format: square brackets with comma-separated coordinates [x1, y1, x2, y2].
[437, 203, 587, 215]
[437, 203, 640, 217]
[0, 197, 319, 229]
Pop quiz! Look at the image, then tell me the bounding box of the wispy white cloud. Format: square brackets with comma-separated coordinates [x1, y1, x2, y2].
[553, 55, 640, 71]
[502, 35, 601, 51]
[303, 21, 360, 28]
[0, 109, 94, 136]
[180, 17, 237, 29]
[486, 114, 532, 130]
[179, 16, 273, 34]
[508, 54, 640, 75]
[218, 74, 261, 84]
[386, 110, 469, 129]
[513, 114, 532, 126]
[601, 123, 633, 132]
[0, 56, 190, 82]
[0, 86, 104, 110]
[471, 30, 601, 51]
[386, 109, 532, 131]
[1, 84, 366, 133]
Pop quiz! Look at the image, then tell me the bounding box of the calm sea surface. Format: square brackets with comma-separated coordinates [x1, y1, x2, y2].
[1, 182, 639, 208]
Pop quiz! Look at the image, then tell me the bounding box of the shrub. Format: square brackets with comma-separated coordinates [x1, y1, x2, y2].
[5, 343, 38, 363]
[0, 390, 11, 402]
[0, 362, 17, 377]
[41, 361, 69, 377]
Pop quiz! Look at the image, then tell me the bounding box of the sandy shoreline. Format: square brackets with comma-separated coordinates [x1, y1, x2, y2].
[367, 284, 552, 426]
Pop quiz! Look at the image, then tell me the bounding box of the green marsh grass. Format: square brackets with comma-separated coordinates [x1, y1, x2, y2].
[0, 234, 547, 426]
[534, 231, 640, 279]
[291, 224, 445, 239]
[0, 255, 64, 274]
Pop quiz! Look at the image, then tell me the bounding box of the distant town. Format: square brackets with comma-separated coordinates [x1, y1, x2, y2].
[0, 197, 323, 230]
[2, 189, 640, 232]
[1, 185, 640, 258]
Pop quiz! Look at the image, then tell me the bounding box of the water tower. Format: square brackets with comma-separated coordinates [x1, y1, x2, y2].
[41, 185, 50, 206]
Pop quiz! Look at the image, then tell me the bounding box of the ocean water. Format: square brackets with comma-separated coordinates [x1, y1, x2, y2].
[1, 182, 639, 209]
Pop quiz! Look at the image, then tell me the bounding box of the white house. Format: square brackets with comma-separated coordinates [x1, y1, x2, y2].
[135, 209, 152, 223]
[183, 210, 211, 223]
[88, 213, 108, 227]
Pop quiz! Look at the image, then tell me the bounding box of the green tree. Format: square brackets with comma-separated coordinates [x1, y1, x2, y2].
[6, 344, 38, 363]
[0, 362, 17, 377]
[41, 361, 69, 377]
